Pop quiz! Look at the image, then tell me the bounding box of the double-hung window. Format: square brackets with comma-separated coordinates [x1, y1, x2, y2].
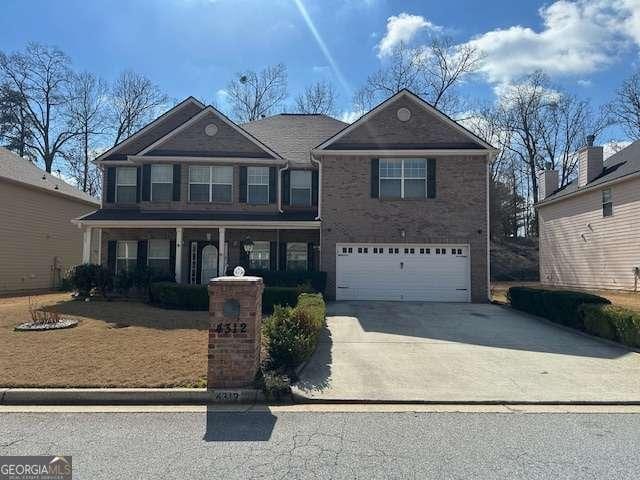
[290, 170, 312, 207]
[602, 188, 613, 217]
[116, 167, 137, 203]
[151, 165, 173, 201]
[189, 166, 233, 202]
[148, 239, 171, 273]
[116, 241, 137, 273]
[379, 159, 427, 199]
[286, 243, 308, 271]
[248, 166, 269, 204]
[249, 241, 270, 270]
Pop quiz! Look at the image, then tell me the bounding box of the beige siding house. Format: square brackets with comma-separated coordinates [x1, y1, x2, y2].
[537, 139, 640, 291]
[0, 148, 100, 294]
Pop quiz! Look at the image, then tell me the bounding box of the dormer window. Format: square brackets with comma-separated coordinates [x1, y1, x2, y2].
[116, 167, 137, 203]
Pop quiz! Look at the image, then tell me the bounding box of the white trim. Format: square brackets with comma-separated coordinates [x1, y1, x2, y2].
[95, 97, 205, 163]
[218, 227, 226, 276]
[96, 228, 102, 266]
[136, 106, 283, 159]
[312, 149, 494, 157]
[127, 155, 286, 165]
[82, 227, 92, 263]
[72, 219, 321, 229]
[315, 90, 494, 151]
[176, 228, 183, 283]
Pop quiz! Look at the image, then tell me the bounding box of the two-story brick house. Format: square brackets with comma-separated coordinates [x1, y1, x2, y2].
[74, 90, 495, 302]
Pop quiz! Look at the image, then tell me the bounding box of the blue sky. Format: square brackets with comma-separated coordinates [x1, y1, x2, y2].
[1, 0, 639, 140]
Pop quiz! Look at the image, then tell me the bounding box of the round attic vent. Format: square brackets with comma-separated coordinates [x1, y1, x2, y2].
[397, 107, 411, 122]
[204, 123, 218, 136]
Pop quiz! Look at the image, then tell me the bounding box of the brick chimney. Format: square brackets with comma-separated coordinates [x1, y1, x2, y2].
[577, 135, 603, 187]
[537, 162, 559, 200]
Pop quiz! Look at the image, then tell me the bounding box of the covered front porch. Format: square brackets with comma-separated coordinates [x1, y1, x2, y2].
[80, 224, 320, 284]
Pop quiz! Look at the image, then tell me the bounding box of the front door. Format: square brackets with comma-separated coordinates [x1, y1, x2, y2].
[201, 245, 219, 284]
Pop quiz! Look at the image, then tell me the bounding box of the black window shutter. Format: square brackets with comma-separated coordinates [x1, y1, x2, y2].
[307, 243, 315, 271]
[142, 164, 151, 201]
[269, 241, 278, 271]
[279, 242, 287, 271]
[427, 159, 436, 199]
[282, 170, 291, 206]
[196, 242, 203, 284]
[312, 170, 319, 206]
[106, 167, 116, 203]
[137, 240, 148, 268]
[371, 158, 379, 198]
[107, 240, 117, 273]
[239, 166, 247, 203]
[269, 167, 277, 204]
[169, 240, 176, 278]
[136, 167, 142, 203]
[172, 164, 181, 201]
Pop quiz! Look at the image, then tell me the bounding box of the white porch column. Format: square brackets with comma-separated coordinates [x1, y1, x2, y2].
[218, 227, 226, 276]
[82, 227, 92, 264]
[175, 227, 183, 283]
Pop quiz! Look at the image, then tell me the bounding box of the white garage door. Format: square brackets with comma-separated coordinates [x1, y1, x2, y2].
[336, 244, 470, 302]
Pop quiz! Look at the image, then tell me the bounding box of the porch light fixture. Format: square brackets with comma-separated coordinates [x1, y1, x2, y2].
[242, 237, 254, 254]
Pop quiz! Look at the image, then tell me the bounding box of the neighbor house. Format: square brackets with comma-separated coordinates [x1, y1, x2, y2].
[0, 147, 100, 294]
[537, 138, 640, 291]
[73, 90, 495, 302]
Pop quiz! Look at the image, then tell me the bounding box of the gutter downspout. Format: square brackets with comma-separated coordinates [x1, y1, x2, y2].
[278, 163, 289, 213]
[310, 154, 322, 221]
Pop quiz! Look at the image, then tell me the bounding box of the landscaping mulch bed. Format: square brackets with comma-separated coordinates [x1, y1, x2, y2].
[0, 293, 210, 388]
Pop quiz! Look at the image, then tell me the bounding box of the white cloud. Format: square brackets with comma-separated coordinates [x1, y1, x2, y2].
[467, 0, 640, 83]
[577, 79, 592, 87]
[377, 13, 440, 58]
[340, 110, 363, 123]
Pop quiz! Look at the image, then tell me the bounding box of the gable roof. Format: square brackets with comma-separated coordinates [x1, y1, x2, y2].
[538, 140, 640, 206]
[242, 114, 348, 164]
[314, 89, 494, 151]
[96, 96, 205, 162]
[0, 147, 100, 205]
[137, 106, 282, 159]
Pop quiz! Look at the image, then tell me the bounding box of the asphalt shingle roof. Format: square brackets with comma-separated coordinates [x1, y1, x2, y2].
[0, 147, 100, 205]
[540, 140, 640, 204]
[242, 114, 348, 164]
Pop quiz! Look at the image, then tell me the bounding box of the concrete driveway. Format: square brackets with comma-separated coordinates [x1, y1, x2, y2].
[293, 302, 640, 402]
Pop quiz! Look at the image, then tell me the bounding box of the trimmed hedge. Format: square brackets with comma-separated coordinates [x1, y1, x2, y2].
[581, 304, 640, 348]
[507, 287, 610, 329]
[262, 293, 326, 370]
[149, 282, 303, 313]
[240, 270, 327, 293]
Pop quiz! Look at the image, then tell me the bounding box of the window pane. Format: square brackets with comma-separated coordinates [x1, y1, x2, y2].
[151, 183, 172, 201]
[212, 184, 232, 202]
[117, 167, 137, 185]
[404, 179, 426, 198]
[117, 241, 137, 260]
[189, 184, 209, 202]
[249, 241, 270, 270]
[151, 165, 173, 183]
[248, 185, 269, 204]
[212, 166, 233, 184]
[380, 159, 402, 178]
[602, 189, 612, 203]
[189, 166, 210, 183]
[117, 186, 137, 203]
[248, 166, 269, 185]
[287, 243, 308, 271]
[148, 239, 170, 259]
[603, 203, 613, 217]
[291, 188, 311, 206]
[404, 159, 426, 178]
[380, 179, 401, 198]
[290, 170, 311, 188]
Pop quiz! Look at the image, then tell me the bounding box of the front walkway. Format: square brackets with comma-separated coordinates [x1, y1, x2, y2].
[294, 302, 640, 402]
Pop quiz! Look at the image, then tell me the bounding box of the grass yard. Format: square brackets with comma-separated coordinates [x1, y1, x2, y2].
[0, 293, 209, 388]
[492, 282, 640, 312]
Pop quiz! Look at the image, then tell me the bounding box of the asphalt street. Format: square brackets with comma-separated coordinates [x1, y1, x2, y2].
[1, 408, 639, 479]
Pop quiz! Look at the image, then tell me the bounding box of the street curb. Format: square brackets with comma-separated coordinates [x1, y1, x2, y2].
[0, 388, 265, 405]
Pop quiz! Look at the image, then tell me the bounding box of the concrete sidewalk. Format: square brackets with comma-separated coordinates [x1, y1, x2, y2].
[293, 302, 640, 403]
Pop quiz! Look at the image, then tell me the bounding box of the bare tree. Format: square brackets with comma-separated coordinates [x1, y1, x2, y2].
[0, 82, 35, 158]
[610, 69, 640, 140]
[61, 146, 102, 197]
[67, 71, 108, 192]
[0, 43, 77, 172]
[353, 39, 481, 115]
[295, 81, 337, 115]
[109, 70, 168, 146]
[226, 63, 288, 122]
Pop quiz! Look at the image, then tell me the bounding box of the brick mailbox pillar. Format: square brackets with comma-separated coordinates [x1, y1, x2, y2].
[207, 276, 264, 388]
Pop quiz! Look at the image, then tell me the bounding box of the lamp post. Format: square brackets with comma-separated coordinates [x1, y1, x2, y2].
[242, 237, 254, 254]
